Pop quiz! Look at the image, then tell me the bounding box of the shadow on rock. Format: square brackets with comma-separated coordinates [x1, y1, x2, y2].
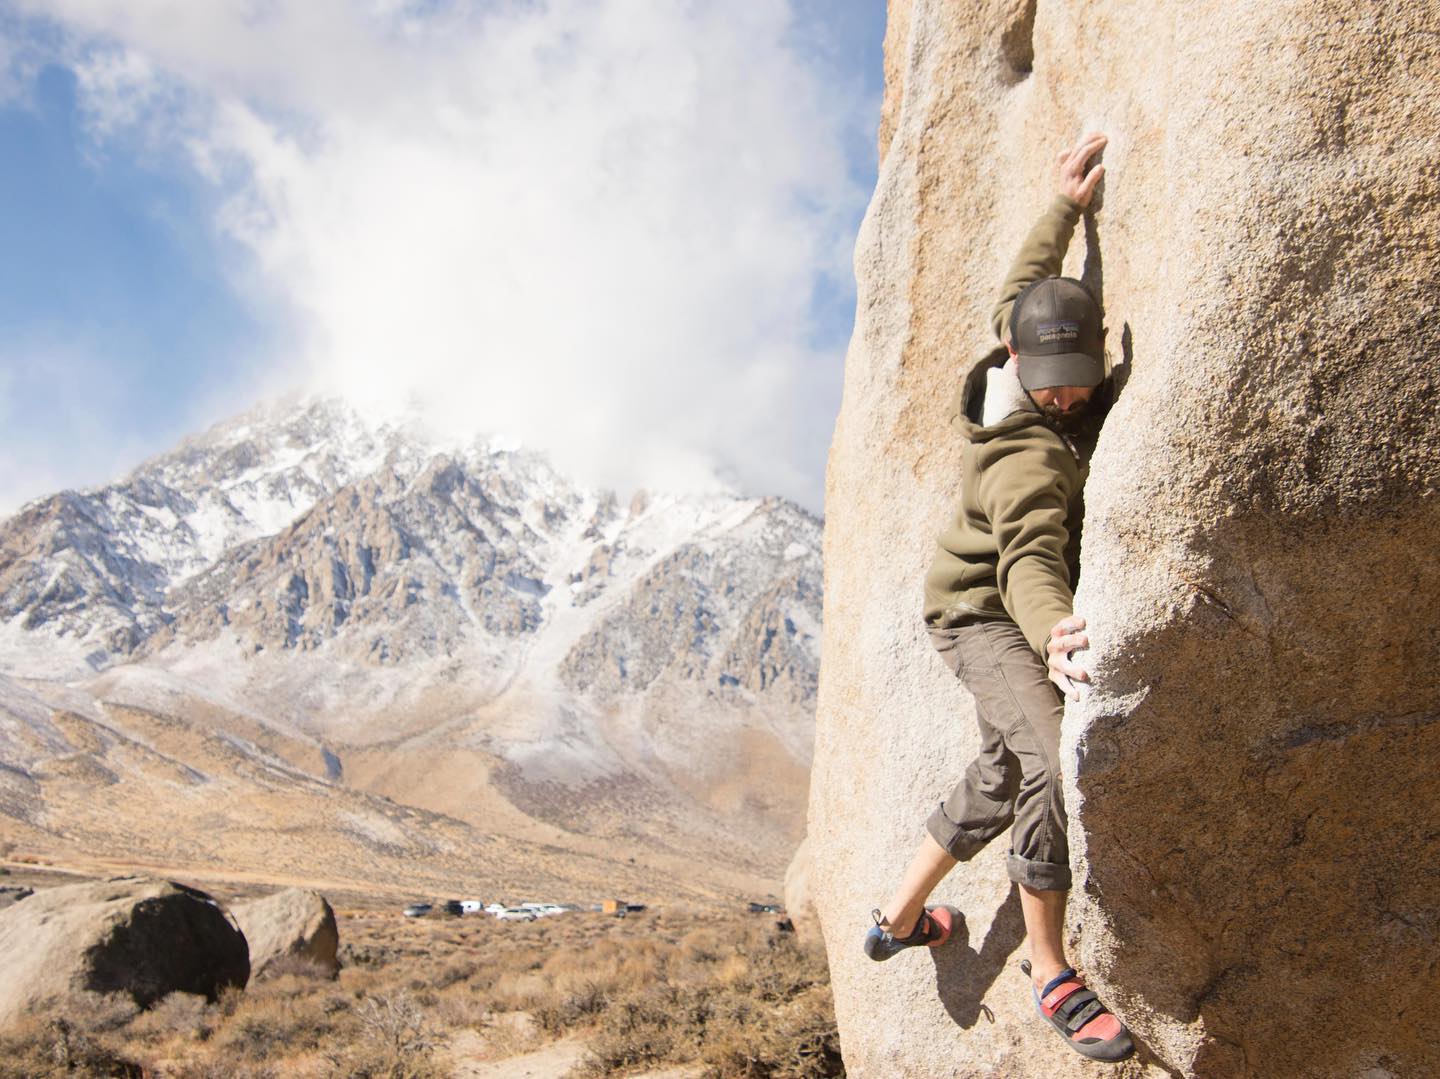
[931, 885, 1025, 1029]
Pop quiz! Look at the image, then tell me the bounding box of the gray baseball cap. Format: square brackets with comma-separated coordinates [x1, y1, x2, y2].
[1009, 276, 1104, 390]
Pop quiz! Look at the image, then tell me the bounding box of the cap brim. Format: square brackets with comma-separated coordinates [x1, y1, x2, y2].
[1017, 352, 1104, 390]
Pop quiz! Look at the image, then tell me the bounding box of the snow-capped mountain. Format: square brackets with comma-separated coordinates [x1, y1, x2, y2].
[0, 396, 822, 895]
[2, 398, 438, 670]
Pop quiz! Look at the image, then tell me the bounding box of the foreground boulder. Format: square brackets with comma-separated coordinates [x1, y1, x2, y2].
[810, 1, 1440, 1076]
[233, 887, 340, 978]
[0, 876, 249, 1028]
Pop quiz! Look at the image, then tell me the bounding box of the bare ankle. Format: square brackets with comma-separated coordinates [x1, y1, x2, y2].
[881, 908, 919, 938]
[1029, 959, 1069, 990]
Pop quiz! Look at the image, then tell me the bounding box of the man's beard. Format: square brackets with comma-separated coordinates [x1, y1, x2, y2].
[1038, 400, 1090, 434]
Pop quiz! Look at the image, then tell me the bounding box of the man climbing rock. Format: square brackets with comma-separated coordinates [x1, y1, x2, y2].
[861, 131, 1135, 1064]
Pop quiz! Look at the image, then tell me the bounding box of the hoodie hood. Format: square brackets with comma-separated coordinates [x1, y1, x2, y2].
[948, 345, 1115, 445]
[949, 346, 1049, 443]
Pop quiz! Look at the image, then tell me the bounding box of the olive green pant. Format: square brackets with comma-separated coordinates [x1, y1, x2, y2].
[925, 619, 1072, 891]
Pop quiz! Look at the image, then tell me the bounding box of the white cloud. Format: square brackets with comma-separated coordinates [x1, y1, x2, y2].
[0, 17, 45, 108]
[16, 0, 867, 510]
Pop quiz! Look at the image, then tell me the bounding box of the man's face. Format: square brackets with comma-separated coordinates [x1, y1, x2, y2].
[1029, 385, 1095, 432]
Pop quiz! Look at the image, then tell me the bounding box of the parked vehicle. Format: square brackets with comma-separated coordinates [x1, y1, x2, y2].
[460, 900, 484, 914]
[494, 908, 537, 922]
[442, 900, 465, 917]
[403, 903, 433, 917]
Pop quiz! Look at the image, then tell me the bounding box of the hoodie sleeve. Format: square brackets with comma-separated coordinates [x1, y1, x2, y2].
[976, 431, 1080, 655]
[990, 194, 1084, 343]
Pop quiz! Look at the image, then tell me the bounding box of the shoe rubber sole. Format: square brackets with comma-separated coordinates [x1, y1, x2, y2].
[1021, 960, 1136, 1063]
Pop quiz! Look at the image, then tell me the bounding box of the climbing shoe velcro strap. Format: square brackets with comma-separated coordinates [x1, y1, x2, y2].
[1062, 994, 1107, 1033]
[1051, 987, 1096, 1021]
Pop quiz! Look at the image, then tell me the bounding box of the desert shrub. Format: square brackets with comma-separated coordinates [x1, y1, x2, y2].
[429, 958, 477, 990]
[255, 953, 336, 982]
[360, 993, 444, 1051]
[714, 953, 751, 986]
[215, 985, 246, 1019]
[218, 1012, 288, 1061]
[126, 991, 215, 1044]
[216, 990, 337, 1060]
[57, 991, 142, 1034]
[485, 970, 549, 1011]
[167, 1062, 279, 1079]
[566, 920, 841, 1079]
[429, 991, 486, 1031]
[324, 992, 447, 1079]
[0, 1016, 143, 1079]
[534, 979, 609, 1035]
[576, 982, 708, 1075]
[697, 984, 843, 1079]
[538, 935, 664, 1001]
[342, 938, 406, 970]
[679, 927, 730, 964]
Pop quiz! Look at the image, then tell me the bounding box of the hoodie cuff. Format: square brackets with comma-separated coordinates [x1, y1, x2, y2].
[1053, 193, 1083, 221]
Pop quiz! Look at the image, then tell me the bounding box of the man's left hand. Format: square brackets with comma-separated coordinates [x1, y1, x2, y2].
[1046, 614, 1091, 702]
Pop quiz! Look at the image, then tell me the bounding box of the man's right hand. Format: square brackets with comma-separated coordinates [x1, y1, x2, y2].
[1057, 132, 1107, 209]
[1046, 614, 1091, 701]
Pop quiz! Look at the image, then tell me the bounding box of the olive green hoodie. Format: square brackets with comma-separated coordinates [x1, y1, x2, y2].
[921, 194, 1109, 656]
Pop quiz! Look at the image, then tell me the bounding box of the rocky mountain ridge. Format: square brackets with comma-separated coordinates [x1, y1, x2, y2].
[0, 395, 822, 895]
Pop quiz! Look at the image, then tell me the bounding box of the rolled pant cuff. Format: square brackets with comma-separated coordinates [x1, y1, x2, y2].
[925, 803, 990, 862]
[1007, 853, 1071, 891]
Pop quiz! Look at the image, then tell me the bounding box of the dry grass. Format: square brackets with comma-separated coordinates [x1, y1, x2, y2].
[558, 919, 842, 1078]
[0, 907, 839, 1078]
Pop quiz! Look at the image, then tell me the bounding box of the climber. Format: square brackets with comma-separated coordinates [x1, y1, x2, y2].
[861, 131, 1136, 1064]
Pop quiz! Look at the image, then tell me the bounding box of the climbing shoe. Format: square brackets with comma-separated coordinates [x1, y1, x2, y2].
[863, 906, 958, 961]
[1022, 960, 1135, 1063]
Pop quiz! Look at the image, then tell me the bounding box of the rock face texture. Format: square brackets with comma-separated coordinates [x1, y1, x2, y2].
[234, 888, 340, 979]
[810, 2, 1440, 1077]
[0, 876, 248, 1028]
[783, 835, 818, 947]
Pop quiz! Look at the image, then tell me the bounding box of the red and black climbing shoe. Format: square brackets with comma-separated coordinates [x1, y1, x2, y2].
[863, 906, 958, 961]
[1021, 960, 1135, 1063]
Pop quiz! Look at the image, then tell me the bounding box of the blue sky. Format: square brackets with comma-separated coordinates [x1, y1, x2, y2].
[0, 2, 887, 515]
[0, 60, 276, 509]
